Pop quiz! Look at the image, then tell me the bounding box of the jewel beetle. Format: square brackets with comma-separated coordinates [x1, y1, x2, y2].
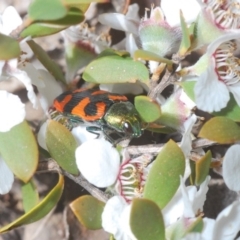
[50, 88, 143, 142]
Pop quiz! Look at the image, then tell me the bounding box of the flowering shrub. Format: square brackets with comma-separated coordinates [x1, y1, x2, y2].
[1, 0, 240, 239]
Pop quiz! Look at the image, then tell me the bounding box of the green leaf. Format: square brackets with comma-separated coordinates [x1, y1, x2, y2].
[195, 150, 211, 186]
[0, 121, 38, 182]
[0, 33, 20, 60]
[134, 50, 173, 66]
[0, 174, 64, 233]
[199, 117, 240, 144]
[178, 81, 196, 102]
[70, 195, 105, 229]
[213, 94, 240, 122]
[178, 11, 191, 56]
[27, 40, 66, 84]
[29, 0, 67, 21]
[21, 23, 64, 38]
[143, 140, 185, 209]
[134, 96, 161, 122]
[21, 8, 84, 38]
[130, 198, 165, 240]
[83, 50, 149, 84]
[21, 179, 39, 213]
[46, 120, 79, 175]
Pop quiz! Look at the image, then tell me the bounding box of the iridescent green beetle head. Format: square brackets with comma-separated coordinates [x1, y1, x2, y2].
[104, 102, 143, 138]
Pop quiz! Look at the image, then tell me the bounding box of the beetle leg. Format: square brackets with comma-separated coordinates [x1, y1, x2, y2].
[86, 126, 102, 138]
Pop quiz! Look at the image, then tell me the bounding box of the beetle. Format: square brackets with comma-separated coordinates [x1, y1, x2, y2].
[50, 88, 143, 143]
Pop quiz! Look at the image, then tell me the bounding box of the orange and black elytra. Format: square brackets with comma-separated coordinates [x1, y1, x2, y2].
[51, 88, 143, 143]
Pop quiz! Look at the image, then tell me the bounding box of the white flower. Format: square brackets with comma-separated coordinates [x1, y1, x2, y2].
[98, 4, 140, 56]
[162, 176, 210, 227]
[102, 196, 136, 240]
[192, 32, 240, 112]
[222, 144, 240, 192]
[98, 4, 140, 35]
[0, 6, 22, 35]
[115, 150, 152, 202]
[161, 0, 201, 27]
[193, 0, 240, 48]
[0, 155, 14, 194]
[183, 201, 240, 240]
[75, 138, 120, 188]
[0, 90, 25, 132]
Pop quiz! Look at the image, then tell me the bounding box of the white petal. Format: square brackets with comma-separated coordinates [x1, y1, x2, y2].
[71, 125, 101, 145]
[3, 63, 38, 109]
[0, 156, 14, 194]
[179, 89, 196, 110]
[18, 62, 45, 88]
[37, 122, 48, 150]
[195, 65, 229, 112]
[161, 0, 201, 27]
[207, 32, 240, 56]
[98, 13, 138, 35]
[162, 187, 185, 226]
[181, 114, 197, 157]
[191, 176, 211, 214]
[102, 196, 132, 240]
[213, 201, 240, 240]
[181, 177, 196, 218]
[1, 6, 22, 35]
[0, 90, 25, 132]
[125, 33, 138, 57]
[75, 139, 120, 187]
[125, 3, 140, 22]
[222, 144, 240, 191]
[228, 83, 240, 107]
[201, 218, 216, 240]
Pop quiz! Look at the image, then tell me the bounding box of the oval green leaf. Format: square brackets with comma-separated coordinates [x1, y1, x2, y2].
[0, 121, 38, 182]
[21, 23, 65, 38]
[0, 174, 64, 233]
[199, 117, 240, 144]
[27, 40, 65, 83]
[135, 96, 161, 122]
[178, 81, 196, 102]
[22, 8, 84, 38]
[143, 140, 185, 209]
[195, 150, 211, 186]
[29, 0, 67, 21]
[70, 195, 105, 229]
[21, 179, 39, 213]
[134, 49, 173, 66]
[83, 52, 149, 84]
[130, 198, 165, 240]
[46, 120, 79, 175]
[0, 33, 20, 60]
[213, 94, 240, 122]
